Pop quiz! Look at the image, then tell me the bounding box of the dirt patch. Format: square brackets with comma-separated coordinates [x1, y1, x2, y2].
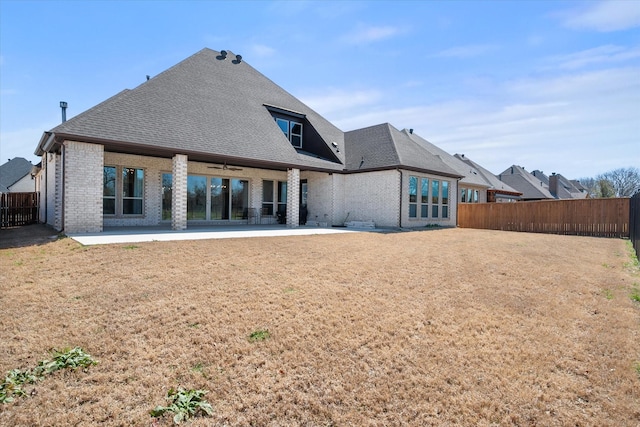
[0, 224, 60, 249]
[0, 228, 638, 426]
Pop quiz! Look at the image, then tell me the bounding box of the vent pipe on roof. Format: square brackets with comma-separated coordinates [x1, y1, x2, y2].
[60, 101, 68, 123]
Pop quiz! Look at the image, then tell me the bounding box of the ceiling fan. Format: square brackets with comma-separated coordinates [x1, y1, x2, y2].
[207, 162, 243, 171]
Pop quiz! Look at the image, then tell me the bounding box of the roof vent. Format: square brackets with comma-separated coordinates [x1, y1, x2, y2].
[216, 50, 228, 60]
[233, 54, 242, 64]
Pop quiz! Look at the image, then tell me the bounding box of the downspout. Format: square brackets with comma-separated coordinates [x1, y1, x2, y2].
[455, 178, 461, 227]
[61, 144, 65, 232]
[398, 169, 403, 228]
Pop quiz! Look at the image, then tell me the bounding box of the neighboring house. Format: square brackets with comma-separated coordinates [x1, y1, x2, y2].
[497, 165, 554, 200]
[34, 48, 463, 233]
[0, 157, 37, 193]
[529, 169, 588, 199]
[549, 173, 589, 199]
[454, 154, 522, 202]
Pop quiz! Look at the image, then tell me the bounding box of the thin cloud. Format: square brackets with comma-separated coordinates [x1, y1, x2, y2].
[341, 25, 401, 45]
[433, 44, 498, 59]
[546, 45, 640, 70]
[250, 44, 277, 58]
[301, 88, 382, 117]
[561, 1, 640, 32]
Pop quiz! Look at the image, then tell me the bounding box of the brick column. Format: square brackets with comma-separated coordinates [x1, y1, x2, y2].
[172, 154, 188, 230]
[286, 168, 300, 228]
[63, 141, 104, 233]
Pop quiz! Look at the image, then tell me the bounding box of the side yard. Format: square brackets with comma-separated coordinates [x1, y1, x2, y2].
[0, 228, 638, 426]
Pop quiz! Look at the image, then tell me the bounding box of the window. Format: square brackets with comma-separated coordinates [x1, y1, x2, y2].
[442, 181, 449, 218]
[408, 176, 417, 218]
[103, 166, 116, 215]
[103, 166, 144, 216]
[275, 117, 303, 148]
[162, 173, 172, 220]
[123, 168, 144, 215]
[460, 187, 480, 204]
[231, 179, 249, 220]
[187, 176, 207, 220]
[421, 178, 429, 218]
[277, 181, 287, 215]
[407, 174, 450, 220]
[262, 180, 274, 215]
[431, 180, 439, 218]
[211, 178, 230, 220]
[161, 174, 250, 221]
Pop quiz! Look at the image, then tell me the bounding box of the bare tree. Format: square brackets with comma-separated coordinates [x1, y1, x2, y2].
[598, 167, 640, 197]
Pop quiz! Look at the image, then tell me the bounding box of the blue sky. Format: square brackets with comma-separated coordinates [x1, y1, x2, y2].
[1, 0, 638, 179]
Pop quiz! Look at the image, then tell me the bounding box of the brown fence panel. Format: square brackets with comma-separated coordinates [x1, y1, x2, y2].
[0, 192, 39, 228]
[458, 198, 630, 238]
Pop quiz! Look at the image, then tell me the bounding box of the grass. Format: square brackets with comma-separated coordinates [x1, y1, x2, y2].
[1, 228, 639, 426]
[631, 283, 640, 303]
[248, 329, 270, 342]
[603, 288, 614, 300]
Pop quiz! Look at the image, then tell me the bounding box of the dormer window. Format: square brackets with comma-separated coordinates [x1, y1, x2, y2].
[275, 117, 303, 148]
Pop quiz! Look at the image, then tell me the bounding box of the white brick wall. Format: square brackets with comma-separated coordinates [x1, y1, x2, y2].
[286, 168, 300, 227]
[340, 170, 401, 228]
[63, 141, 103, 233]
[302, 171, 335, 225]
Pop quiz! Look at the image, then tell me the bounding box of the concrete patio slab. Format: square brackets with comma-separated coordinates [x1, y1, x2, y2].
[67, 225, 366, 245]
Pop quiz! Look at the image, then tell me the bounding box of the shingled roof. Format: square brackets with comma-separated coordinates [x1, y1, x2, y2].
[344, 123, 461, 177]
[0, 157, 35, 193]
[498, 165, 554, 199]
[36, 48, 345, 171]
[454, 154, 521, 195]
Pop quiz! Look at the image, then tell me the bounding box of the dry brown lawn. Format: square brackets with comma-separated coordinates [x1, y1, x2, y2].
[0, 225, 639, 426]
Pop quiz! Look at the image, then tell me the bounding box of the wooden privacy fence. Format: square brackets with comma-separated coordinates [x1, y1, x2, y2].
[0, 192, 39, 228]
[458, 198, 630, 238]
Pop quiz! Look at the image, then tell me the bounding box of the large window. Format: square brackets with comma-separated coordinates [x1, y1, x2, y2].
[231, 179, 249, 220]
[211, 178, 230, 220]
[103, 166, 144, 216]
[123, 168, 144, 215]
[408, 175, 449, 220]
[276, 117, 303, 148]
[187, 176, 207, 220]
[161, 174, 249, 221]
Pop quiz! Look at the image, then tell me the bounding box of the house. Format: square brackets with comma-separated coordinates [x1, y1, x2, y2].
[454, 155, 522, 202]
[34, 48, 463, 233]
[497, 165, 554, 200]
[0, 157, 38, 193]
[529, 169, 587, 199]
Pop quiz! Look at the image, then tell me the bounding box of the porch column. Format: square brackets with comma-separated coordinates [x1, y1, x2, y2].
[172, 154, 188, 230]
[286, 168, 300, 228]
